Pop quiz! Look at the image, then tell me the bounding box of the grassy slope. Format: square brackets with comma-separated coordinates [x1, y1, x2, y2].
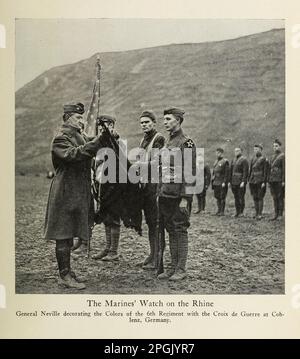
[15, 29, 285, 172]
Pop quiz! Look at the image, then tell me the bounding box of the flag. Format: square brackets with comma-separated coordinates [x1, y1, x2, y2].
[85, 55, 101, 137]
[86, 56, 143, 235]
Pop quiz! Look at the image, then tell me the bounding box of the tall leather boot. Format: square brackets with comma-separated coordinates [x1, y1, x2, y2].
[219, 199, 225, 216]
[102, 225, 120, 261]
[271, 197, 278, 220]
[202, 195, 206, 211]
[56, 239, 85, 289]
[143, 225, 157, 269]
[277, 197, 283, 219]
[193, 194, 201, 214]
[92, 225, 111, 260]
[234, 194, 240, 217]
[215, 198, 221, 215]
[257, 199, 264, 220]
[240, 194, 245, 216]
[253, 200, 259, 218]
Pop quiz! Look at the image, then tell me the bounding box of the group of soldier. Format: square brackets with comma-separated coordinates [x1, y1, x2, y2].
[43, 102, 284, 290]
[195, 140, 285, 221]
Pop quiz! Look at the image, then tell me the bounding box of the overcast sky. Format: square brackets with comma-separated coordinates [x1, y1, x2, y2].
[16, 18, 284, 90]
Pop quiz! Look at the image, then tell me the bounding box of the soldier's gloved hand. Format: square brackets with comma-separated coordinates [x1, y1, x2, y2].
[222, 182, 226, 188]
[111, 129, 120, 139]
[240, 182, 245, 188]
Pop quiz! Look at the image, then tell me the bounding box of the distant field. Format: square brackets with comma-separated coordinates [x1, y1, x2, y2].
[15, 175, 284, 294]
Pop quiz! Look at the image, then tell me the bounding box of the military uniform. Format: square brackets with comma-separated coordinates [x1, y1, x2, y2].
[212, 157, 230, 215]
[157, 123, 196, 280]
[92, 115, 123, 262]
[139, 128, 165, 268]
[195, 164, 211, 213]
[230, 154, 249, 216]
[248, 153, 269, 218]
[268, 151, 285, 219]
[44, 104, 106, 288]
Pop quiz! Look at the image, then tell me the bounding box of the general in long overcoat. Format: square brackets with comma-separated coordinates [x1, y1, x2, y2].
[44, 123, 106, 241]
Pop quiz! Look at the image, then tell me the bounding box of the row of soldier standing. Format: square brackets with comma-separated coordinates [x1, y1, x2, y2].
[195, 140, 285, 220]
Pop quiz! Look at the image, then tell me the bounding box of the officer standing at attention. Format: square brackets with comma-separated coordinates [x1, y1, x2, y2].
[268, 139, 285, 220]
[211, 148, 230, 216]
[248, 144, 269, 220]
[230, 147, 249, 217]
[157, 107, 196, 281]
[135, 110, 165, 269]
[44, 103, 107, 289]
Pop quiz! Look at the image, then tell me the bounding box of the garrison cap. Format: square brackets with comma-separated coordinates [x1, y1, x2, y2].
[63, 102, 85, 115]
[97, 114, 116, 124]
[140, 110, 156, 122]
[254, 143, 263, 150]
[163, 107, 185, 123]
[216, 147, 224, 153]
[274, 138, 282, 146]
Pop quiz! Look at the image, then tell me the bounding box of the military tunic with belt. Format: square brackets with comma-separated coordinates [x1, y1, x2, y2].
[248, 153, 269, 216]
[268, 151, 285, 217]
[212, 157, 230, 214]
[157, 128, 196, 273]
[230, 154, 249, 215]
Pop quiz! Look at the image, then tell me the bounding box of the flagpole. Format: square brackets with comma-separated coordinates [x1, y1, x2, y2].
[95, 54, 101, 136]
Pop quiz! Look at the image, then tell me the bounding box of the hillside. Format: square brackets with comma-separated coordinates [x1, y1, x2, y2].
[15, 29, 285, 173]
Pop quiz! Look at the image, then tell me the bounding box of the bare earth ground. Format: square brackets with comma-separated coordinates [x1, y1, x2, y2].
[15, 175, 284, 294]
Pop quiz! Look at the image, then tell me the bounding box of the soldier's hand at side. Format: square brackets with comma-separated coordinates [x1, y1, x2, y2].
[222, 182, 226, 188]
[179, 198, 188, 209]
[282, 182, 285, 187]
[240, 182, 245, 188]
[261, 183, 266, 188]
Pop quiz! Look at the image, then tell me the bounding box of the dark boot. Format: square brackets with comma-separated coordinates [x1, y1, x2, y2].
[143, 225, 157, 269]
[271, 197, 278, 220]
[102, 225, 120, 261]
[193, 195, 201, 214]
[253, 200, 259, 218]
[202, 195, 206, 211]
[215, 199, 221, 215]
[257, 199, 264, 220]
[234, 197, 240, 217]
[240, 196, 245, 216]
[56, 239, 86, 289]
[56, 239, 71, 278]
[219, 199, 225, 216]
[278, 197, 284, 218]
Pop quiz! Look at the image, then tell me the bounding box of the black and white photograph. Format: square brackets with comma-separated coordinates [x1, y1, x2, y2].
[15, 18, 285, 295]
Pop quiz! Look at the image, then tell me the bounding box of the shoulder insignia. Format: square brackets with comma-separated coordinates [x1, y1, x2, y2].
[184, 139, 195, 148]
